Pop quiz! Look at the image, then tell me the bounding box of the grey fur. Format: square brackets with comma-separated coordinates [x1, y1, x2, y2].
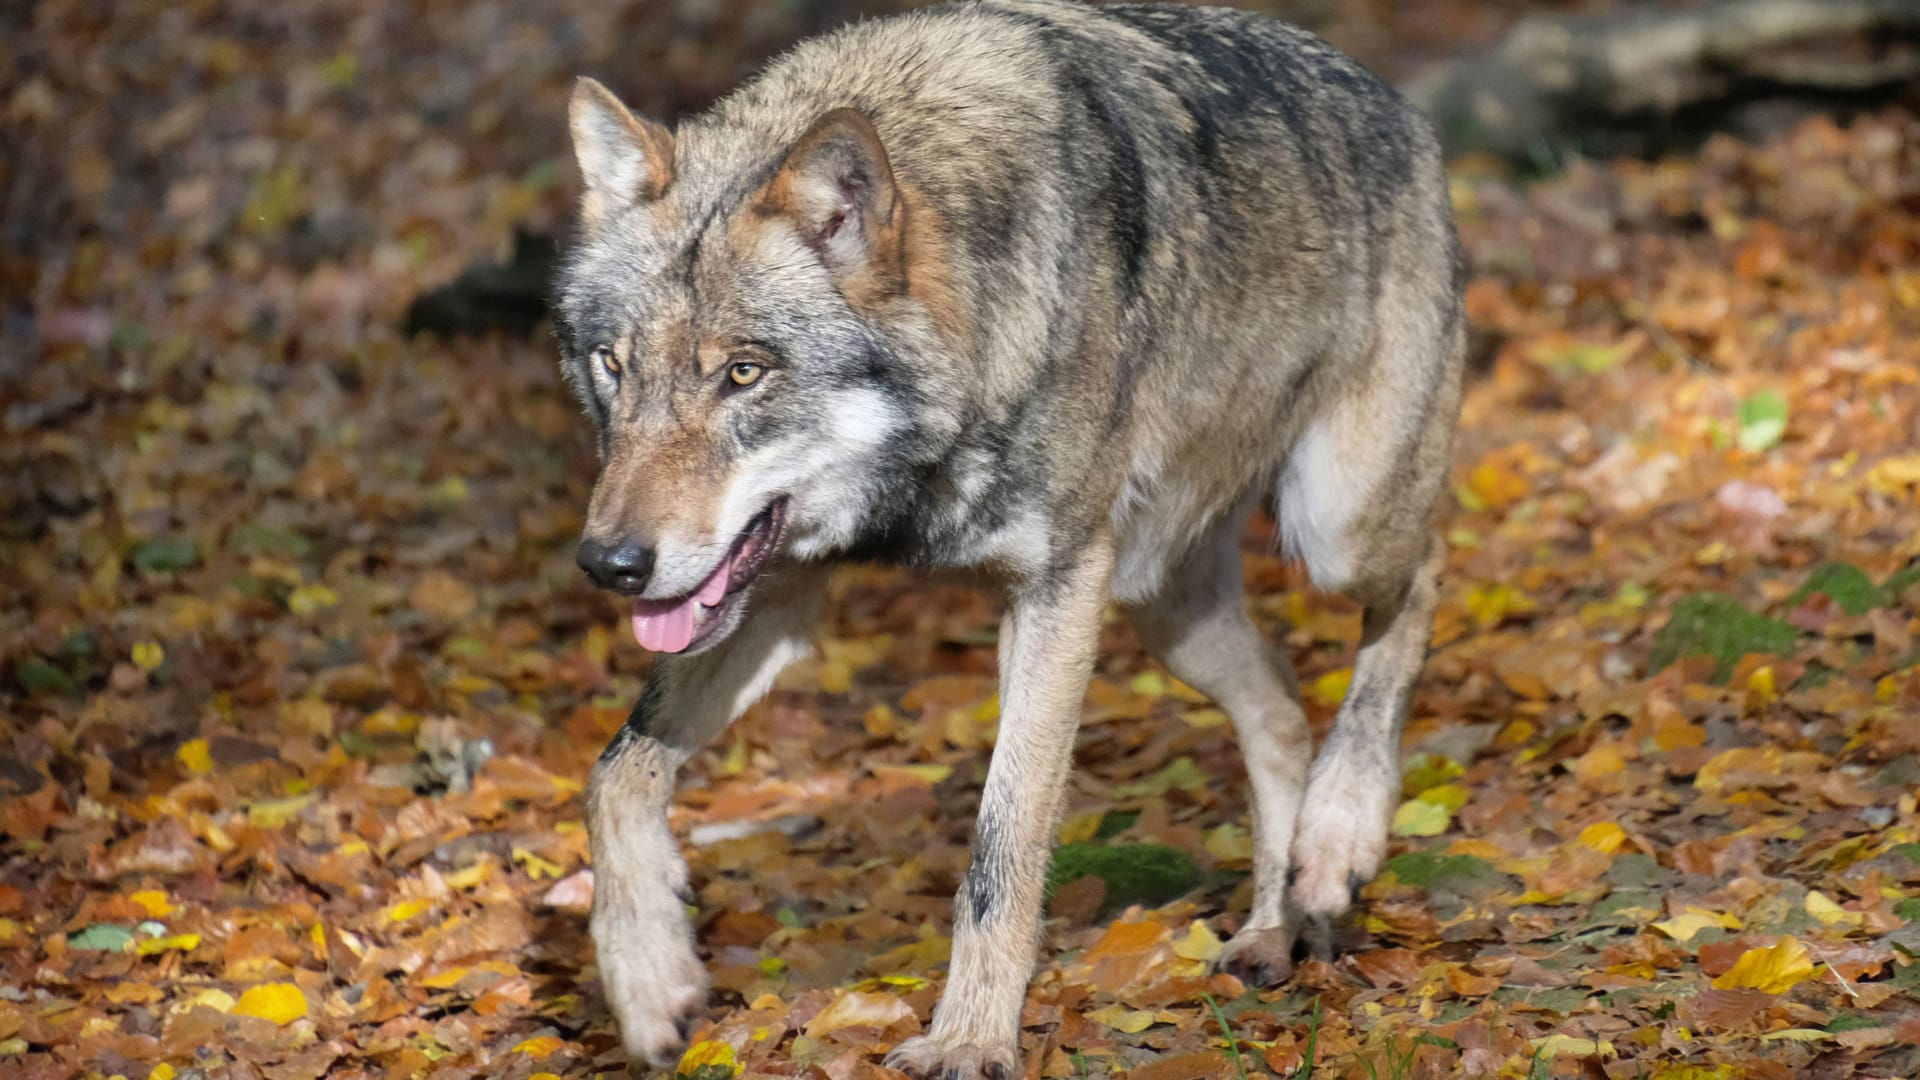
[556, 2, 1463, 1075]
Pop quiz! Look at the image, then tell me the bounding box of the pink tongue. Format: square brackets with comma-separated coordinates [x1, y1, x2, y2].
[630, 551, 734, 653]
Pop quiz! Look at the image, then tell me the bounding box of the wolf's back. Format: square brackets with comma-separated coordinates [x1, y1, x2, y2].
[701, 0, 1449, 344]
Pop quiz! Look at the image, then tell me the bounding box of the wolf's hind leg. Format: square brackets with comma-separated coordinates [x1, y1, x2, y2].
[589, 566, 828, 1071]
[1288, 535, 1444, 952]
[1124, 507, 1314, 985]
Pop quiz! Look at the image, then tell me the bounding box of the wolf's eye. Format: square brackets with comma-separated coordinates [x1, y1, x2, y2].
[593, 346, 619, 378]
[728, 361, 762, 387]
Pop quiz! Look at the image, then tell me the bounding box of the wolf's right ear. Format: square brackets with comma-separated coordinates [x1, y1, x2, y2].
[569, 77, 675, 233]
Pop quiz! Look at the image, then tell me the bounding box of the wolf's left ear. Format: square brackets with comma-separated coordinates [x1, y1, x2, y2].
[756, 109, 903, 287]
[570, 77, 675, 233]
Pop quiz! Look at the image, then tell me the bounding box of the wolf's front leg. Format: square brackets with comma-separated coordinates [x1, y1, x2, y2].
[886, 538, 1113, 1080]
[588, 567, 827, 1071]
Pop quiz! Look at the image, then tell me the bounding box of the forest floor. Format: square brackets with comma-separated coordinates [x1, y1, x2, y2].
[4, 2, 1920, 1078]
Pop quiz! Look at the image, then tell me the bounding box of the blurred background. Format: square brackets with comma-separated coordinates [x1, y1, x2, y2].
[4, 2, 1920, 1078]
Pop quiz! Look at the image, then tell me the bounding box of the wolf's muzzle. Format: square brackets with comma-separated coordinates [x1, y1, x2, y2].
[578, 537, 655, 595]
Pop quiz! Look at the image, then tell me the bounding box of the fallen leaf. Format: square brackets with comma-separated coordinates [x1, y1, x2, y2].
[804, 990, 915, 1037]
[1711, 938, 1818, 994]
[231, 982, 308, 1025]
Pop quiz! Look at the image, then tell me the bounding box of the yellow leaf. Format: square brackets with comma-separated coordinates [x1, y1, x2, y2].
[202, 814, 236, 849]
[1058, 811, 1104, 845]
[1171, 920, 1222, 963]
[720, 735, 749, 776]
[1392, 798, 1451, 837]
[1165, 677, 1207, 703]
[1308, 667, 1352, 707]
[246, 792, 316, 828]
[173, 988, 235, 1015]
[1130, 670, 1168, 698]
[512, 846, 566, 880]
[1746, 665, 1778, 707]
[151, 1066, 177, 1080]
[1578, 823, 1628, 854]
[1466, 460, 1530, 510]
[136, 933, 200, 955]
[362, 707, 420, 735]
[287, 584, 338, 615]
[872, 763, 951, 785]
[1181, 707, 1228, 729]
[817, 658, 853, 694]
[422, 966, 470, 990]
[1086, 1005, 1158, 1033]
[512, 1035, 566, 1057]
[385, 898, 432, 923]
[129, 890, 174, 918]
[1574, 745, 1626, 781]
[1652, 907, 1742, 943]
[1759, 1029, 1833, 1043]
[1694, 747, 1831, 796]
[1865, 453, 1920, 495]
[1416, 783, 1471, 813]
[582, 624, 612, 669]
[231, 983, 308, 1025]
[862, 704, 898, 739]
[677, 1039, 741, 1077]
[1711, 938, 1818, 994]
[1530, 1034, 1613, 1057]
[131, 641, 164, 672]
[1464, 582, 1536, 629]
[1204, 823, 1254, 863]
[177, 738, 213, 776]
[1804, 891, 1863, 928]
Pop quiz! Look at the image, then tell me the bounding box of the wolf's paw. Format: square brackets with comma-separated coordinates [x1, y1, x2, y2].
[884, 1033, 1017, 1080]
[593, 890, 708, 1071]
[1288, 757, 1393, 920]
[1213, 925, 1297, 987]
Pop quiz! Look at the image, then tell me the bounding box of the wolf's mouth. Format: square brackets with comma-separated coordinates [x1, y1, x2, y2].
[630, 498, 787, 654]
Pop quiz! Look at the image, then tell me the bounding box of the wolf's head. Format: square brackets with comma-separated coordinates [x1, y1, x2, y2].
[553, 78, 943, 655]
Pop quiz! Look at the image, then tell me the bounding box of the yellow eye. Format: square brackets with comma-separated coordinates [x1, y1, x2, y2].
[594, 346, 619, 377]
[729, 361, 762, 387]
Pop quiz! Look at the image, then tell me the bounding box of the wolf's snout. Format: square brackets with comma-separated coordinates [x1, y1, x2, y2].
[577, 537, 655, 595]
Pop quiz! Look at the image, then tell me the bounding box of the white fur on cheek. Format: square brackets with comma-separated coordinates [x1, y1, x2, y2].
[708, 385, 906, 563]
[788, 385, 904, 557]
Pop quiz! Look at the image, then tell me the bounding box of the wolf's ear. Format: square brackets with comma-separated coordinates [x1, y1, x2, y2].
[756, 109, 903, 287]
[570, 77, 674, 232]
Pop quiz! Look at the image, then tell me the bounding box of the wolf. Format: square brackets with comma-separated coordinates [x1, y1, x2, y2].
[552, 0, 1463, 1074]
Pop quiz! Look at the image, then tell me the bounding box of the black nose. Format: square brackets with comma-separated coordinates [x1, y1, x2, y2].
[577, 538, 655, 595]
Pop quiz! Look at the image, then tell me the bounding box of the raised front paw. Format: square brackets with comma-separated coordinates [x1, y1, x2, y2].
[884, 1033, 1018, 1080]
[1288, 753, 1395, 920]
[593, 887, 708, 1071]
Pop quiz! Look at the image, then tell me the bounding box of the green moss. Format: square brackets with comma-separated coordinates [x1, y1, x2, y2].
[1649, 593, 1798, 683]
